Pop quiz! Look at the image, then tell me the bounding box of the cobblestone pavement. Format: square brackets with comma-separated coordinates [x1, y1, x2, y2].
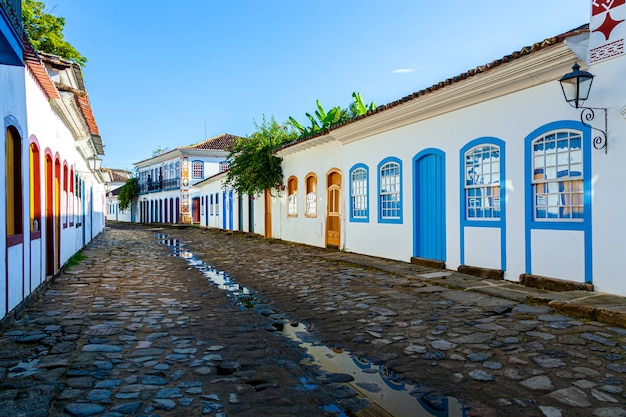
[2, 223, 626, 417]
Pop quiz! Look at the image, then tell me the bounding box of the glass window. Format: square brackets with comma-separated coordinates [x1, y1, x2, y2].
[192, 161, 203, 179]
[350, 165, 368, 221]
[532, 130, 583, 220]
[379, 160, 401, 220]
[305, 174, 317, 217]
[288, 176, 297, 216]
[464, 145, 501, 219]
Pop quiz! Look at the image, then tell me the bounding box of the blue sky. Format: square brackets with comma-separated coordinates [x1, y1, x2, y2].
[47, 0, 590, 171]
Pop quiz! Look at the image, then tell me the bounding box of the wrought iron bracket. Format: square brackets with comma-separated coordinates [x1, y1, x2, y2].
[579, 107, 608, 153]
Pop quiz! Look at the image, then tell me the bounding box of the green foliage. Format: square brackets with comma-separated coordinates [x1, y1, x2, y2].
[66, 251, 86, 268]
[152, 146, 170, 157]
[118, 177, 138, 211]
[22, 0, 87, 66]
[225, 116, 298, 196]
[288, 92, 376, 137]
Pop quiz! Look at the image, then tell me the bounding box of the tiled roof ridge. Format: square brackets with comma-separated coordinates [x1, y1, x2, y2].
[278, 23, 589, 150]
[180, 133, 241, 150]
[75, 94, 100, 136]
[22, 36, 60, 100]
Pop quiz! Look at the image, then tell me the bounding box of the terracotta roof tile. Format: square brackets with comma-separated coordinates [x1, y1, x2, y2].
[23, 39, 60, 100]
[278, 24, 589, 151]
[75, 94, 100, 136]
[180, 133, 240, 151]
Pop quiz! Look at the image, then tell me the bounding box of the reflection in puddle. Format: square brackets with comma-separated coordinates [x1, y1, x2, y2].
[157, 233, 468, 417]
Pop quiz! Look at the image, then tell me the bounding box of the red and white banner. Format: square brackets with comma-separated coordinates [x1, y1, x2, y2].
[589, 0, 626, 63]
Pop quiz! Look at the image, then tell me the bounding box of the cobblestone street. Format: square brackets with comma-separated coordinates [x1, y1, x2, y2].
[2, 223, 626, 417]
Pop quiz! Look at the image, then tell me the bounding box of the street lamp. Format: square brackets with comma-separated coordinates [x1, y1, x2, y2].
[87, 155, 103, 172]
[559, 63, 608, 152]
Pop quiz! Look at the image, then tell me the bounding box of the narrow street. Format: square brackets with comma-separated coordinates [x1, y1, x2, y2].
[1, 223, 626, 417]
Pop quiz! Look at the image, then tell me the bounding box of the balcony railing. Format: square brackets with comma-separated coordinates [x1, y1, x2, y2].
[138, 178, 180, 194]
[1, 0, 23, 33]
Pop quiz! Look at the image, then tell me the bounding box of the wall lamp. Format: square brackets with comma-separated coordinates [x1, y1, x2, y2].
[87, 155, 103, 172]
[559, 63, 608, 153]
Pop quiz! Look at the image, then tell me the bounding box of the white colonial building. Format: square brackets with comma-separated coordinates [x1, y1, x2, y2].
[135, 134, 238, 225]
[204, 20, 626, 296]
[2, 0, 106, 323]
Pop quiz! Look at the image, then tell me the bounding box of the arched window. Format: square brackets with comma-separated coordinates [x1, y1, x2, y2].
[349, 164, 369, 222]
[63, 163, 68, 228]
[192, 160, 204, 179]
[305, 173, 317, 217]
[464, 144, 501, 219]
[30, 142, 41, 235]
[531, 129, 583, 220]
[6, 126, 23, 242]
[69, 167, 74, 226]
[378, 158, 402, 223]
[287, 176, 297, 216]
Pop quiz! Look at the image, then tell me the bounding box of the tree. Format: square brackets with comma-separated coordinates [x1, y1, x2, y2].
[22, 0, 87, 66]
[152, 146, 170, 157]
[117, 177, 138, 211]
[288, 92, 376, 137]
[225, 116, 298, 196]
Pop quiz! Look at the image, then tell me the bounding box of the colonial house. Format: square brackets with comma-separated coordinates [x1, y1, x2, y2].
[203, 18, 626, 296]
[135, 134, 238, 225]
[104, 168, 132, 222]
[1, 0, 106, 322]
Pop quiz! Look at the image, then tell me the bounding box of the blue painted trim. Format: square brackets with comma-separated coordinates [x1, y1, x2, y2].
[222, 191, 226, 229]
[348, 163, 369, 223]
[377, 157, 403, 224]
[412, 148, 446, 261]
[459, 137, 506, 270]
[524, 120, 592, 283]
[191, 160, 204, 179]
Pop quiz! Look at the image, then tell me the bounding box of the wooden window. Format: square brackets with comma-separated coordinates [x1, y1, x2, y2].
[287, 176, 297, 216]
[305, 173, 317, 217]
[30, 142, 41, 237]
[6, 126, 23, 243]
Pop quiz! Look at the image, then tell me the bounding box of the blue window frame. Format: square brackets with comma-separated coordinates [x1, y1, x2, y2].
[377, 157, 402, 224]
[349, 164, 369, 222]
[463, 143, 502, 220]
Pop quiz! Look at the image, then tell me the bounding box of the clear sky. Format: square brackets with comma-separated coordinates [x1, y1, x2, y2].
[47, 0, 591, 171]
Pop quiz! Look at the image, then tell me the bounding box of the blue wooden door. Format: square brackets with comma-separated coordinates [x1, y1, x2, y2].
[413, 149, 446, 261]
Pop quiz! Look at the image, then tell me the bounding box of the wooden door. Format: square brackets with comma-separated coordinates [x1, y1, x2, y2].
[45, 156, 54, 275]
[192, 197, 200, 223]
[264, 188, 271, 238]
[326, 171, 341, 248]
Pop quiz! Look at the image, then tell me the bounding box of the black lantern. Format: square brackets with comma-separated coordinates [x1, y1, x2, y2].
[558, 62, 608, 152]
[559, 63, 595, 109]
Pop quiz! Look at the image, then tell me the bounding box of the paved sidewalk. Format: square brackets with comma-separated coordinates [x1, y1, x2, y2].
[2, 223, 626, 417]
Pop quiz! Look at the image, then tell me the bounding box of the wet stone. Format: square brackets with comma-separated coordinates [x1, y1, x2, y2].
[141, 375, 168, 385]
[202, 402, 224, 413]
[65, 402, 106, 416]
[356, 382, 382, 393]
[469, 370, 494, 381]
[179, 397, 194, 407]
[468, 353, 490, 362]
[110, 401, 142, 414]
[605, 363, 626, 373]
[156, 388, 183, 398]
[81, 344, 122, 353]
[329, 373, 355, 383]
[593, 408, 626, 417]
[422, 351, 446, 360]
[520, 375, 554, 391]
[483, 362, 502, 370]
[582, 333, 617, 347]
[86, 389, 112, 402]
[548, 387, 592, 407]
[538, 406, 563, 417]
[152, 398, 177, 410]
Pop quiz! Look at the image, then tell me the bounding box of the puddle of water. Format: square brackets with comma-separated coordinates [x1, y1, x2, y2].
[157, 233, 468, 417]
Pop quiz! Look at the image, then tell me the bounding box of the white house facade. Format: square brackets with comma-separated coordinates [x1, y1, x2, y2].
[270, 24, 626, 295]
[2, 2, 106, 324]
[135, 134, 238, 225]
[202, 21, 626, 296]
